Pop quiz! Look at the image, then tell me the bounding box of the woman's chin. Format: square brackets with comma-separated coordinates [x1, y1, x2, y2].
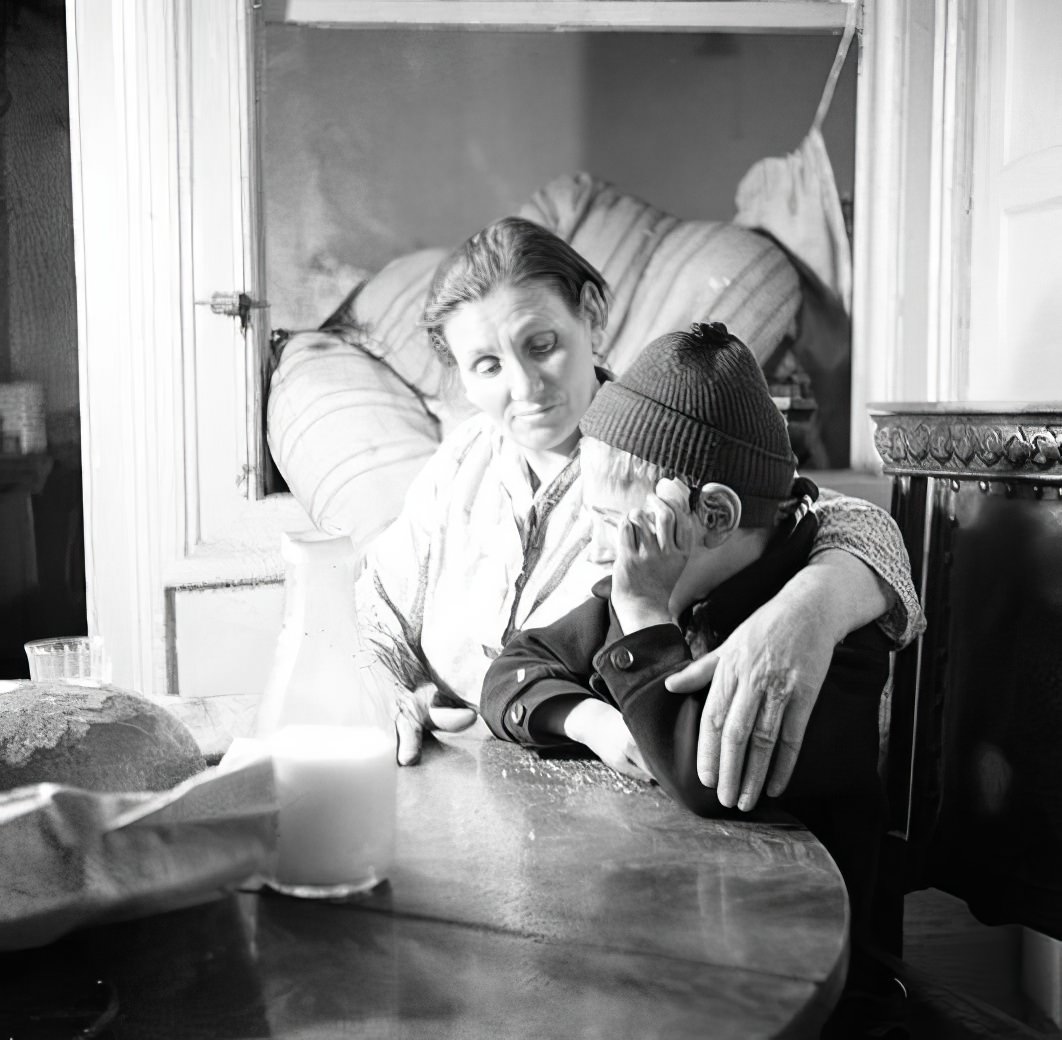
[506, 418, 580, 457]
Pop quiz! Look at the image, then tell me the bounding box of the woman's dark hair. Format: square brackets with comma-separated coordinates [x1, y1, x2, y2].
[420, 216, 609, 364]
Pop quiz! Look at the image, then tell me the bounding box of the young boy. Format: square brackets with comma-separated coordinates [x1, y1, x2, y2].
[480, 321, 891, 946]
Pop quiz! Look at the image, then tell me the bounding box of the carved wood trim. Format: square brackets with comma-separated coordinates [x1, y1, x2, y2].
[871, 409, 1062, 483]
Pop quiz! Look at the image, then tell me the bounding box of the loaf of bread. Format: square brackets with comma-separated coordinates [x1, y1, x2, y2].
[0, 682, 206, 793]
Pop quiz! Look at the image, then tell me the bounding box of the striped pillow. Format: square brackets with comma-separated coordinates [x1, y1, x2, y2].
[519, 172, 800, 374]
[319, 247, 449, 394]
[266, 329, 446, 543]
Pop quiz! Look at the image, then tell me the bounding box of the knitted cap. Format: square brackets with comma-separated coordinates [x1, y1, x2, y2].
[580, 322, 795, 527]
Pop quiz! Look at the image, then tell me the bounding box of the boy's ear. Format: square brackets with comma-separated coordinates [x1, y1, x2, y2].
[579, 282, 608, 344]
[694, 484, 742, 546]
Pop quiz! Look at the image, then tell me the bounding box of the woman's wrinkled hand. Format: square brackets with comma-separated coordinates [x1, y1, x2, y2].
[395, 682, 478, 766]
[663, 549, 890, 810]
[664, 596, 834, 811]
[563, 698, 654, 782]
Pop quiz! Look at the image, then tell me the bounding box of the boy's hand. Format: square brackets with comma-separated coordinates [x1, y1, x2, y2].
[563, 699, 653, 782]
[611, 491, 691, 634]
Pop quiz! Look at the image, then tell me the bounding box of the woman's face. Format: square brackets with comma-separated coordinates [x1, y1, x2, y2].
[442, 283, 600, 457]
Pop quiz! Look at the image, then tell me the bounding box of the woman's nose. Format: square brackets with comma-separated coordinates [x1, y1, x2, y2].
[509, 360, 543, 402]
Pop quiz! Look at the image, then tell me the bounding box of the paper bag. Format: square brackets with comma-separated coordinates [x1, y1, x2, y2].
[0, 755, 277, 951]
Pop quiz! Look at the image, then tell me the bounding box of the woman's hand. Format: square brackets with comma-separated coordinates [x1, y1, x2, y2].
[666, 605, 832, 811]
[395, 682, 478, 766]
[664, 549, 891, 810]
[563, 698, 653, 782]
[611, 492, 690, 634]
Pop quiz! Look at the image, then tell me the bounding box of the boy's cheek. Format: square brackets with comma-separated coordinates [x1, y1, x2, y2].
[586, 526, 617, 564]
[660, 505, 698, 553]
[676, 513, 701, 552]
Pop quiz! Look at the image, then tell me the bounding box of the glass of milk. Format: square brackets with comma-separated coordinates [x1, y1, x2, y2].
[267, 722, 397, 898]
[252, 531, 401, 897]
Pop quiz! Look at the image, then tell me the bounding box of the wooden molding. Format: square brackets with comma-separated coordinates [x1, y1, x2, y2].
[264, 1, 855, 32]
[68, 0, 187, 696]
[68, 0, 308, 698]
[870, 405, 1062, 482]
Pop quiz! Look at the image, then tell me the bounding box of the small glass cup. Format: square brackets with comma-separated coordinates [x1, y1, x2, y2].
[23, 636, 111, 684]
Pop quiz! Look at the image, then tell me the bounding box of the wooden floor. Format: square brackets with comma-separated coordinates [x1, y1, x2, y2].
[893, 889, 1061, 1039]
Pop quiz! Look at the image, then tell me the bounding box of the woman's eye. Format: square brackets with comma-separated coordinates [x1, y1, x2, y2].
[527, 333, 557, 355]
[472, 357, 501, 376]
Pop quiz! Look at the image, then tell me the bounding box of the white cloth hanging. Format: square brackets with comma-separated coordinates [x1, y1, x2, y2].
[732, 6, 856, 314]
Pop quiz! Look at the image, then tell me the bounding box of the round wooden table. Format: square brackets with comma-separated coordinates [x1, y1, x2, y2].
[0, 725, 849, 1039]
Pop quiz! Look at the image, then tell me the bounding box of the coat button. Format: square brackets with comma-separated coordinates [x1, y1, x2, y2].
[510, 703, 527, 724]
[611, 647, 634, 670]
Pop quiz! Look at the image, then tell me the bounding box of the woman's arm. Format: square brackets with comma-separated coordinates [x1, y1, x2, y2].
[357, 433, 480, 764]
[665, 492, 922, 811]
[811, 490, 926, 647]
[599, 621, 890, 817]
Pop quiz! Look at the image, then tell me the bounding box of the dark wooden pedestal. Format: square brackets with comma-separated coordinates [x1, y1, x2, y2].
[870, 404, 1062, 948]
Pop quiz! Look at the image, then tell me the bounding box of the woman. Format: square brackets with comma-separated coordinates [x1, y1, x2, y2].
[357, 216, 923, 810]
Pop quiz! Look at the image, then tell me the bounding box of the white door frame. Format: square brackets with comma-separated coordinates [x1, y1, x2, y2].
[67, 0, 967, 697]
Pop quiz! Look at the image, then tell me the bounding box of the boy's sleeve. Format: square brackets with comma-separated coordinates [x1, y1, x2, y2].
[810, 490, 926, 648]
[594, 626, 720, 815]
[480, 596, 608, 749]
[597, 621, 892, 816]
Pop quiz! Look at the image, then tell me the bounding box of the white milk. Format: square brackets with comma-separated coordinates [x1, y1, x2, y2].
[268, 724, 397, 897]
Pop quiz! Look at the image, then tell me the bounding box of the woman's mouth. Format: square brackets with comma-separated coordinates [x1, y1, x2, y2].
[511, 403, 559, 421]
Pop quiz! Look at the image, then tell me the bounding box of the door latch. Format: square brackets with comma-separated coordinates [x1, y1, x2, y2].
[198, 291, 268, 332]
